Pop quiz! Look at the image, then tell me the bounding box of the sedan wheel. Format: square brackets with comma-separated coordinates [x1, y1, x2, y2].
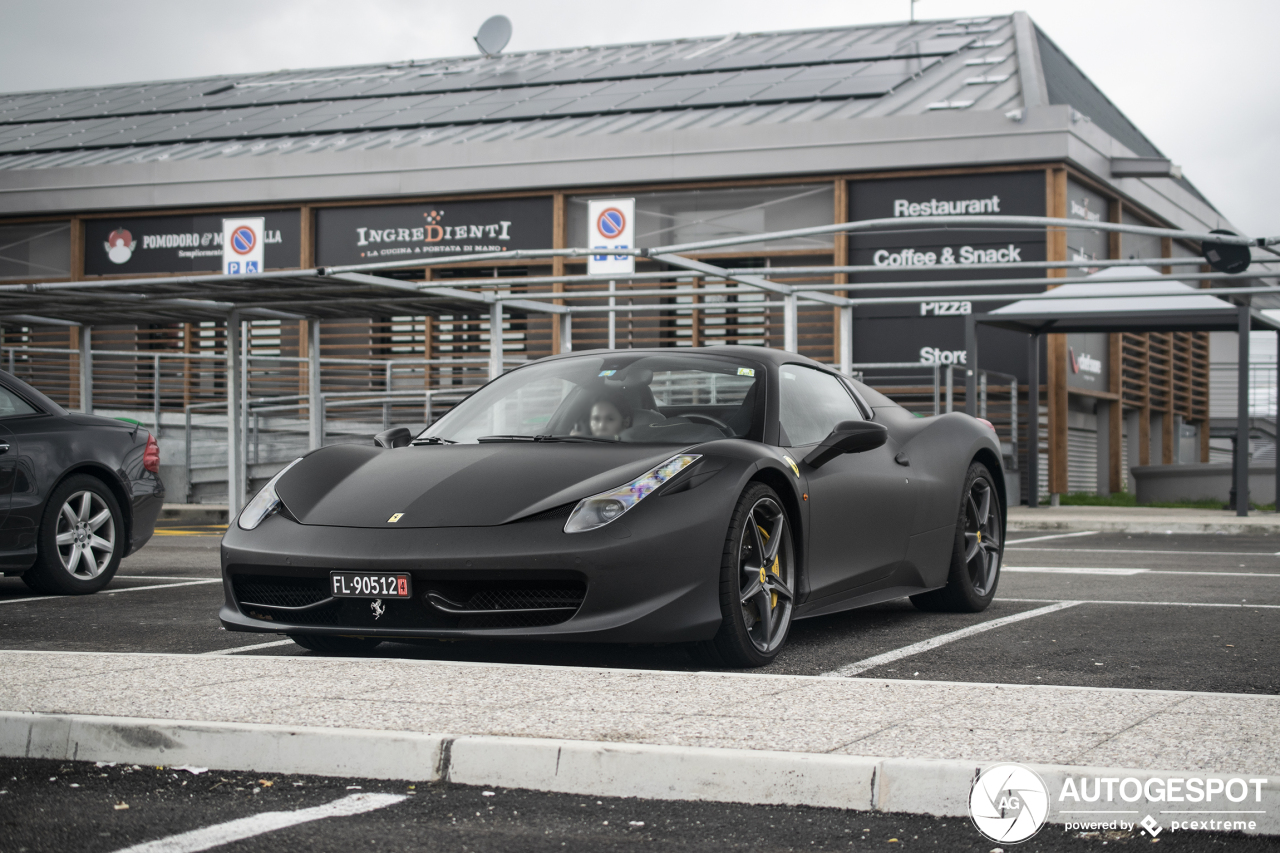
[692, 482, 796, 668]
[55, 490, 117, 580]
[911, 462, 1003, 613]
[22, 474, 124, 595]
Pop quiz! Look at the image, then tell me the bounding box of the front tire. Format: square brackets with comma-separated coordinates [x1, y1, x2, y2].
[22, 474, 124, 595]
[691, 483, 796, 668]
[911, 461, 1003, 613]
[290, 634, 383, 656]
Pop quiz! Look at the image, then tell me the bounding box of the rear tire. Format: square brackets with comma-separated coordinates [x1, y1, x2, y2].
[690, 482, 796, 668]
[21, 474, 124, 595]
[290, 634, 383, 656]
[911, 462, 1003, 613]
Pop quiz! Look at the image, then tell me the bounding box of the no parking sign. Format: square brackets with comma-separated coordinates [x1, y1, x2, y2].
[221, 217, 265, 275]
[587, 198, 634, 275]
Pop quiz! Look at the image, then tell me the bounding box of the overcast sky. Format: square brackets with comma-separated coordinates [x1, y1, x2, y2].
[2, 1, 1277, 236]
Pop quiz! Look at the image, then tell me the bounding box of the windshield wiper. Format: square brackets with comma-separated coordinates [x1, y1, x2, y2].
[476, 434, 620, 444]
[411, 436, 455, 445]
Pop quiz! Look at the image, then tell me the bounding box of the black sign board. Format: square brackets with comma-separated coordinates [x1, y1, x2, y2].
[315, 198, 553, 266]
[1066, 332, 1110, 391]
[84, 211, 300, 276]
[847, 172, 1048, 382]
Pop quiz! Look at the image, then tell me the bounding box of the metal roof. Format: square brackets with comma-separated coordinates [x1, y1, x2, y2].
[0, 17, 1023, 168]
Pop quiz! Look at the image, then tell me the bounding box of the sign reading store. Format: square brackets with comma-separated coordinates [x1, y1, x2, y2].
[314, 198, 553, 267]
[84, 211, 300, 276]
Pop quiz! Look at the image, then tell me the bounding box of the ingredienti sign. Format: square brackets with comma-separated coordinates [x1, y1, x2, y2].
[84, 211, 299, 276]
[314, 198, 553, 266]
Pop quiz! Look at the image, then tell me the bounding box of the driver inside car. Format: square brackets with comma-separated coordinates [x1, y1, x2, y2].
[572, 396, 634, 439]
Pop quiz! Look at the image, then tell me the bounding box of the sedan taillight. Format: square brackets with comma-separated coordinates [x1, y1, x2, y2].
[143, 433, 160, 473]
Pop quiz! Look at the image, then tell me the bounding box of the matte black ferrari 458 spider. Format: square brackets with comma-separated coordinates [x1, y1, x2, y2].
[0, 369, 165, 595]
[221, 346, 1005, 666]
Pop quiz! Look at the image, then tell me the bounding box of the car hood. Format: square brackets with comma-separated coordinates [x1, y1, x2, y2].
[274, 441, 690, 528]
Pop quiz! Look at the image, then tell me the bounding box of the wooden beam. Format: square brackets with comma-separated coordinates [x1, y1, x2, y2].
[550, 194, 566, 355]
[1108, 199, 1123, 261]
[1139, 406, 1151, 467]
[69, 217, 84, 281]
[1045, 167, 1069, 495]
[1162, 409, 1175, 465]
[299, 206, 314, 269]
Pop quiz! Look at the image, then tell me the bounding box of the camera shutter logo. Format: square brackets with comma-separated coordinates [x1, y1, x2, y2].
[969, 763, 1050, 843]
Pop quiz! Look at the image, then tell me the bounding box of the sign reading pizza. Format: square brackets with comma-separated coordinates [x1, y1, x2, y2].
[314, 198, 553, 267]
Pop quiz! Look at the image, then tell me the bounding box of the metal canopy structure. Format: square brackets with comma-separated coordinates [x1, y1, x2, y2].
[969, 274, 1280, 518]
[1, 214, 1277, 516]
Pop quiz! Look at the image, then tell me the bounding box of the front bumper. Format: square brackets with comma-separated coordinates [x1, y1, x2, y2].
[219, 484, 729, 644]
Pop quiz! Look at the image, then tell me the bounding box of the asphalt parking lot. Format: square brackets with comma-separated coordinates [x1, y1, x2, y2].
[3, 525, 1278, 852]
[1, 526, 1277, 693]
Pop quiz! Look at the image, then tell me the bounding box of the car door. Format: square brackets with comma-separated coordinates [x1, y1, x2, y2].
[0, 382, 38, 562]
[778, 365, 913, 602]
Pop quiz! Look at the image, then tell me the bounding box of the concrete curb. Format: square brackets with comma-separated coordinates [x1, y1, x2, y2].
[1009, 518, 1280, 535]
[158, 504, 229, 525]
[2, 711, 1274, 835]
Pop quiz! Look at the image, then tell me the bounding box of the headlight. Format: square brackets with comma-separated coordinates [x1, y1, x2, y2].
[237, 458, 303, 530]
[564, 454, 700, 534]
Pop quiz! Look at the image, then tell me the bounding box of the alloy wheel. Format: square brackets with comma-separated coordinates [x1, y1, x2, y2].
[55, 490, 116, 579]
[737, 496, 794, 653]
[963, 478, 1001, 596]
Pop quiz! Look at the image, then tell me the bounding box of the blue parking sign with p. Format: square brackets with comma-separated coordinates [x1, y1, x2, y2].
[228, 261, 240, 274]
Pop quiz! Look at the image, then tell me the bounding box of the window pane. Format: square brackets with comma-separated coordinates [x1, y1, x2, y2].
[0, 222, 71, 281]
[568, 184, 834, 253]
[779, 366, 862, 446]
[0, 386, 37, 417]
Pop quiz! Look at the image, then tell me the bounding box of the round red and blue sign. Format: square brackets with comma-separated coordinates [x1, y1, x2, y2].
[230, 226, 257, 255]
[596, 208, 626, 240]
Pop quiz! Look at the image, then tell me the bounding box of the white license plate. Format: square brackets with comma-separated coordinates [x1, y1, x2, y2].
[330, 572, 411, 599]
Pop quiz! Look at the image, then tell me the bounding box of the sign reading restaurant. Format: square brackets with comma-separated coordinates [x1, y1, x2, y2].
[83, 211, 300, 276]
[314, 198, 553, 267]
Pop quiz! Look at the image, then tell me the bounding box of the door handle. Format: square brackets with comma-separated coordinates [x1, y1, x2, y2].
[894, 451, 909, 466]
[0, 442, 10, 454]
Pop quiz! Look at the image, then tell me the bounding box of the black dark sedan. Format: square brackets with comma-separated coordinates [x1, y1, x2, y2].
[0, 370, 165, 594]
[221, 347, 1005, 667]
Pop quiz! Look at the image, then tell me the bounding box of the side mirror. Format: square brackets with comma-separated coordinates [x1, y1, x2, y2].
[374, 427, 412, 449]
[802, 420, 888, 469]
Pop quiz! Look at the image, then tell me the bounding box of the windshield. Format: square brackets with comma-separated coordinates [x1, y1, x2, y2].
[420, 353, 764, 445]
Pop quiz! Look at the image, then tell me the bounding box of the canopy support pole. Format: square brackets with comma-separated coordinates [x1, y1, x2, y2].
[226, 312, 242, 518]
[1027, 333, 1040, 508]
[78, 325, 92, 415]
[1235, 305, 1250, 517]
[559, 312, 573, 354]
[783, 295, 798, 353]
[839, 306, 852, 376]
[965, 314, 978, 416]
[488, 302, 503, 381]
[308, 319, 321, 451]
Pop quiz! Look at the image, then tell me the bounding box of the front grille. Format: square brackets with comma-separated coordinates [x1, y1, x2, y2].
[232, 575, 329, 608]
[514, 503, 576, 523]
[230, 571, 585, 631]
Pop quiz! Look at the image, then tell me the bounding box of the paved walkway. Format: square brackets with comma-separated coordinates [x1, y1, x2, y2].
[1010, 505, 1280, 534]
[4, 650, 1276, 776]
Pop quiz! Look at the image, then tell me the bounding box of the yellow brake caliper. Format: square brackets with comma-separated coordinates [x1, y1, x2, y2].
[758, 526, 780, 608]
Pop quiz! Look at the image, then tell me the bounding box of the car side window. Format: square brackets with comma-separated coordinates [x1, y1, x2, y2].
[778, 366, 864, 446]
[0, 386, 37, 418]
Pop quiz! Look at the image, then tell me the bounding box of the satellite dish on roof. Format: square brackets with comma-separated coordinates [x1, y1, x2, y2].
[474, 15, 512, 57]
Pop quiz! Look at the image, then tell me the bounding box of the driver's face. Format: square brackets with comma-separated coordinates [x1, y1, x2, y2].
[590, 402, 625, 438]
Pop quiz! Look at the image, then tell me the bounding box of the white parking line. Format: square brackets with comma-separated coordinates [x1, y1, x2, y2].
[821, 601, 1082, 677]
[1005, 531, 1100, 544]
[110, 792, 406, 853]
[1006, 567, 1280, 577]
[0, 579, 220, 605]
[1002, 597, 1280, 609]
[1007, 546, 1280, 556]
[202, 639, 296, 655]
[1005, 566, 1148, 576]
